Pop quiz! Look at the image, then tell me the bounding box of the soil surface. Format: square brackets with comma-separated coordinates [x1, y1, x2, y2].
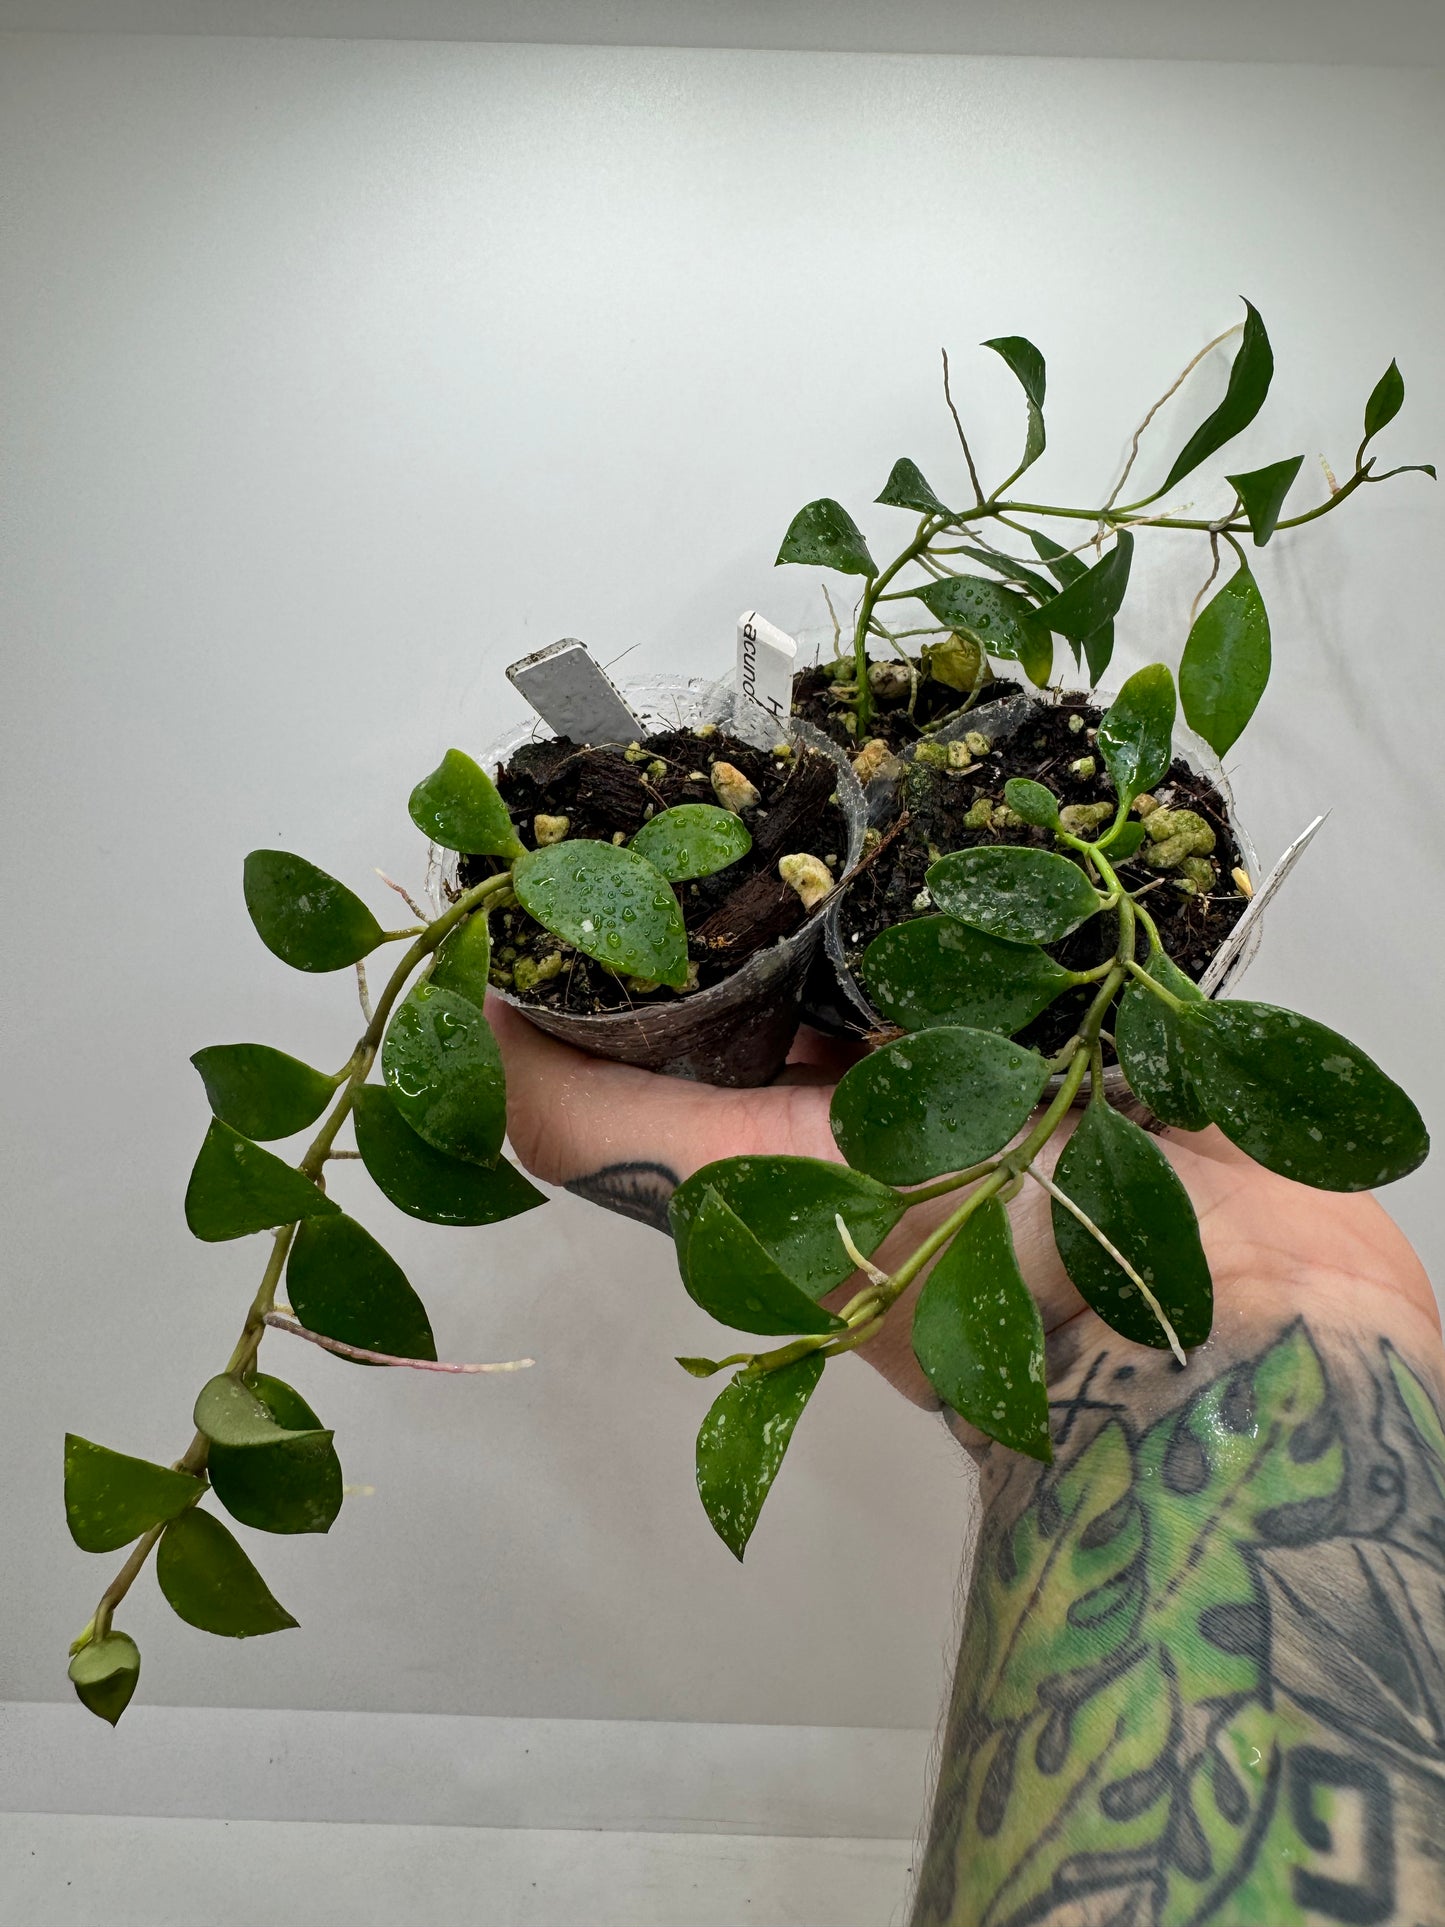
[457, 728, 848, 1015]
[821, 685, 1248, 1059]
[792, 660, 1025, 755]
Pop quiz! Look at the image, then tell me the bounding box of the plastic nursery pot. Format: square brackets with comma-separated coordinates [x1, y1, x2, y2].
[821, 686, 1263, 1104]
[464, 676, 867, 1088]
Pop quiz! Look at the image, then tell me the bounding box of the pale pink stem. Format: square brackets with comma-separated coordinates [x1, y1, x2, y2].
[263, 1312, 534, 1374]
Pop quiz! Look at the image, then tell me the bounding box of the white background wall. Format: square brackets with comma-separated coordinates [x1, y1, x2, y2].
[2, 27, 1441, 1760]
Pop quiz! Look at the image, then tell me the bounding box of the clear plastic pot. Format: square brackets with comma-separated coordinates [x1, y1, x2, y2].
[820, 686, 1262, 1101]
[467, 677, 867, 1088]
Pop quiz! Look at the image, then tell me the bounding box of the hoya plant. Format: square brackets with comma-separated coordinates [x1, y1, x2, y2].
[777, 300, 1433, 747]
[672, 661, 1429, 1558]
[64, 755, 755, 1725]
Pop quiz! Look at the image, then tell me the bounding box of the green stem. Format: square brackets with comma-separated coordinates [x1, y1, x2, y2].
[851, 517, 947, 729]
[79, 872, 513, 1645]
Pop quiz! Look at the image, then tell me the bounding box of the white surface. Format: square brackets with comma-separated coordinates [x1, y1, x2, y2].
[2, 1, 1444, 65]
[2, 31, 1440, 1752]
[2, 1700, 934, 1838]
[0, 1811, 917, 1927]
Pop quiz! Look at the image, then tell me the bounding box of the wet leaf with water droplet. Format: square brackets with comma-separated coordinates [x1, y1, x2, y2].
[775, 498, 876, 575]
[862, 917, 1072, 1036]
[352, 1085, 544, 1226]
[184, 1120, 339, 1242]
[1115, 950, 1208, 1131]
[207, 1374, 343, 1536]
[911, 1197, 1050, 1460]
[382, 982, 505, 1166]
[696, 1354, 825, 1560]
[430, 910, 492, 1004]
[408, 748, 523, 858]
[676, 1188, 845, 1336]
[670, 1156, 904, 1297]
[1096, 664, 1176, 810]
[1180, 1000, 1428, 1191]
[243, 850, 385, 973]
[831, 1027, 1050, 1185]
[513, 841, 688, 987]
[927, 847, 1102, 946]
[1051, 1101, 1213, 1350]
[629, 805, 751, 882]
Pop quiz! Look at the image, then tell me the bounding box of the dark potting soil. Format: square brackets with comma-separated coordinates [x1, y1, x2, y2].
[456, 728, 848, 1016]
[828, 690, 1249, 1059]
[792, 660, 1025, 755]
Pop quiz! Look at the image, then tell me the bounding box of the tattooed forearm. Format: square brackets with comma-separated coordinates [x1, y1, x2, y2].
[563, 1160, 679, 1232]
[912, 1318, 1445, 1927]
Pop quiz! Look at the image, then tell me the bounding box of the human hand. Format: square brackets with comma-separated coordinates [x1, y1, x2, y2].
[488, 999, 1439, 1419]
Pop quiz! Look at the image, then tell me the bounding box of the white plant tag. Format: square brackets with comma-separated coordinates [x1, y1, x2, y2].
[736, 611, 797, 728]
[505, 639, 644, 745]
[1199, 812, 1327, 997]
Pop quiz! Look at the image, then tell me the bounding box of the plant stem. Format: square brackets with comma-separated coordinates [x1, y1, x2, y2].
[852, 518, 944, 730]
[77, 872, 513, 1648]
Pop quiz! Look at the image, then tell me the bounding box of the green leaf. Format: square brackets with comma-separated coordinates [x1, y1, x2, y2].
[950, 543, 1057, 603]
[1226, 454, 1303, 545]
[1051, 1100, 1213, 1349]
[190, 1044, 337, 1142]
[674, 1187, 845, 1336]
[1160, 301, 1274, 492]
[512, 840, 688, 989]
[1104, 820, 1146, 860]
[926, 846, 1101, 946]
[382, 982, 505, 1166]
[1027, 527, 1086, 588]
[287, 1213, 437, 1363]
[1003, 778, 1059, 828]
[876, 457, 949, 517]
[984, 335, 1047, 478]
[430, 910, 492, 1004]
[1114, 950, 1208, 1130]
[1178, 563, 1271, 757]
[696, 1354, 824, 1560]
[1384, 1341, 1445, 1509]
[353, 1084, 545, 1226]
[184, 1120, 339, 1243]
[408, 748, 522, 859]
[915, 575, 1052, 676]
[207, 1375, 343, 1536]
[676, 1355, 727, 1379]
[669, 1156, 904, 1298]
[911, 1196, 1050, 1460]
[156, 1509, 298, 1638]
[1096, 663, 1176, 810]
[1026, 531, 1114, 677]
[861, 917, 1073, 1036]
[831, 1027, 1050, 1185]
[1363, 358, 1405, 445]
[194, 1373, 330, 1451]
[629, 804, 751, 882]
[242, 850, 385, 973]
[1180, 1000, 1429, 1191]
[64, 1436, 202, 1554]
[775, 498, 876, 576]
[68, 1632, 141, 1726]
[1038, 533, 1134, 645]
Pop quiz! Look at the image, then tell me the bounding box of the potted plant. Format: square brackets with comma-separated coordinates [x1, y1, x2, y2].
[774, 304, 1433, 1033]
[62, 308, 1431, 1727]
